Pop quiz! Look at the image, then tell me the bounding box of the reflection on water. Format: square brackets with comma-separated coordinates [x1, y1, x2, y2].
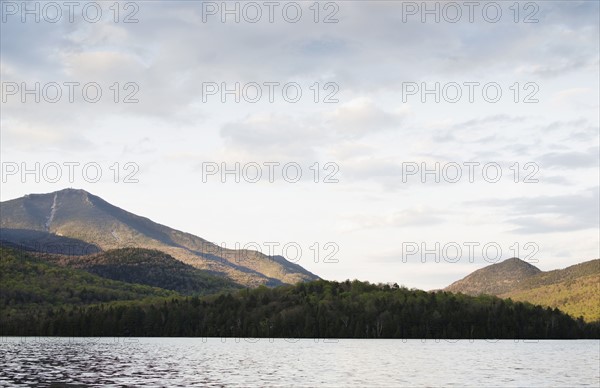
[1, 338, 599, 387]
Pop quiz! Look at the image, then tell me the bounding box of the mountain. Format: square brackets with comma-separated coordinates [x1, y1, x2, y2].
[444, 258, 542, 296]
[0, 188, 319, 287]
[499, 260, 600, 322]
[444, 258, 600, 322]
[42, 247, 241, 295]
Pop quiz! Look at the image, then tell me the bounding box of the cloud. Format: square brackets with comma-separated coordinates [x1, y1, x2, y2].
[325, 98, 408, 138]
[217, 99, 407, 162]
[430, 115, 529, 149]
[219, 113, 326, 161]
[472, 188, 599, 233]
[343, 206, 447, 231]
[538, 147, 599, 169]
[542, 175, 572, 185]
[0, 118, 94, 153]
[452, 115, 528, 130]
[541, 118, 589, 132]
[550, 88, 598, 110]
[516, 59, 596, 78]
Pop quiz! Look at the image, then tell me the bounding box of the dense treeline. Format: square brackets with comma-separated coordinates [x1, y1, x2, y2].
[0, 247, 175, 307]
[3, 280, 598, 339]
[0, 247, 176, 325]
[2, 246, 598, 339]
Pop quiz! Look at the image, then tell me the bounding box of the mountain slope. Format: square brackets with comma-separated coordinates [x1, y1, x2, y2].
[42, 247, 242, 295]
[0, 189, 319, 287]
[0, 246, 175, 312]
[0, 228, 101, 255]
[444, 258, 600, 322]
[444, 258, 542, 295]
[499, 260, 600, 322]
[0, 246, 182, 336]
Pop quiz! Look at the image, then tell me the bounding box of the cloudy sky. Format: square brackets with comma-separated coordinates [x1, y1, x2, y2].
[1, 0, 598, 289]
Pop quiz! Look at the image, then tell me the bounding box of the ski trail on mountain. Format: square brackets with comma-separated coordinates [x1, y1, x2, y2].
[45, 193, 58, 232]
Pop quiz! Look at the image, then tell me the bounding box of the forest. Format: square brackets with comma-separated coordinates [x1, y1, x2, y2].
[2, 246, 598, 339]
[3, 278, 598, 339]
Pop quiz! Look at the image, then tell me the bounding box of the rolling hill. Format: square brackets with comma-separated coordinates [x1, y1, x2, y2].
[0, 188, 319, 287]
[444, 257, 542, 296]
[41, 247, 242, 295]
[0, 246, 176, 315]
[499, 260, 600, 322]
[444, 258, 600, 322]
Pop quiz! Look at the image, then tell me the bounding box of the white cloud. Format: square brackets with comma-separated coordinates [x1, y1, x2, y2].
[325, 98, 408, 138]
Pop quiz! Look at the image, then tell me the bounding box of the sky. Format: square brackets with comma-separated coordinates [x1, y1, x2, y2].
[1, 0, 599, 290]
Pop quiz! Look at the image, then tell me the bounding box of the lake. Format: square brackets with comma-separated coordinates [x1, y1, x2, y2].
[1, 338, 598, 387]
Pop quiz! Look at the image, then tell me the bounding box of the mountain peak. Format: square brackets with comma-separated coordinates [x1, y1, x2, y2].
[444, 257, 541, 296]
[57, 187, 88, 193]
[51, 188, 95, 202]
[1, 189, 320, 287]
[21, 188, 94, 206]
[497, 257, 540, 270]
[26, 187, 90, 196]
[58, 187, 91, 195]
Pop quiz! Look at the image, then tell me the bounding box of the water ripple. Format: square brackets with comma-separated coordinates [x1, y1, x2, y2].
[0, 338, 598, 387]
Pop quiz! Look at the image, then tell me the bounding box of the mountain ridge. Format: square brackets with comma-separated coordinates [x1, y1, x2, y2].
[0, 188, 319, 287]
[444, 257, 542, 296]
[444, 257, 600, 322]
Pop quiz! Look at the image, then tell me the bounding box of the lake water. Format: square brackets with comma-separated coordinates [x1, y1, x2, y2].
[1, 338, 598, 387]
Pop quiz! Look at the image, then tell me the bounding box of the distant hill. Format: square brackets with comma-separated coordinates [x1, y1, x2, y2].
[444, 258, 542, 296]
[42, 247, 241, 296]
[0, 246, 175, 321]
[499, 260, 600, 322]
[0, 189, 319, 287]
[444, 258, 600, 322]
